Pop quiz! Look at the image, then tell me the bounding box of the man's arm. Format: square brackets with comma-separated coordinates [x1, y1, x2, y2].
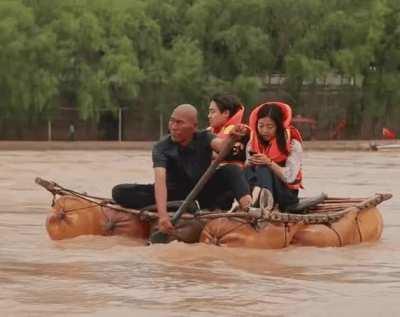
[154, 167, 174, 233]
[154, 167, 168, 217]
[210, 124, 249, 152]
[210, 136, 225, 153]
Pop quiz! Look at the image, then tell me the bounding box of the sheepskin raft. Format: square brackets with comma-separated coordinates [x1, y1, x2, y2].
[35, 177, 392, 248]
[200, 195, 388, 248]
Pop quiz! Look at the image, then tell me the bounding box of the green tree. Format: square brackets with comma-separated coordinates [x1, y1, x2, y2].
[0, 1, 59, 125]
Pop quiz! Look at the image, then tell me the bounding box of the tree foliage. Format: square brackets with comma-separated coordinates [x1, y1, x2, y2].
[0, 0, 399, 138]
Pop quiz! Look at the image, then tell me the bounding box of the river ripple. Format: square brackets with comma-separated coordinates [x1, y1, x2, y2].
[0, 150, 399, 316]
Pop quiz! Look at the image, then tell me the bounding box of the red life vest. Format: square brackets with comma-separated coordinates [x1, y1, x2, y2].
[382, 127, 396, 140]
[210, 105, 247, 166]
[248, 102, 303, 190]
[211, 105, 244, 137]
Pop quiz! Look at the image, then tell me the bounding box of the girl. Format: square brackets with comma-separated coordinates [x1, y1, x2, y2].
[245, 102, 303, 211]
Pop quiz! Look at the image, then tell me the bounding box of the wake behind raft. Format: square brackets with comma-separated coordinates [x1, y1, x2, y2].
[35, 177, 392, 249]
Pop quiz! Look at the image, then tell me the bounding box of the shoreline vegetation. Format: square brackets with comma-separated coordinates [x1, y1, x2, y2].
[1, 0, 399, 140]
[0, 140, 399, 152]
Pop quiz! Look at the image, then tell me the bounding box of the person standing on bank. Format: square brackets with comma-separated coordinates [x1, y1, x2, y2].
[112, 104, 252, 234]
[245, 102, 303, 211]
[68, 123, 75, 141]
[208, 94, 248, 166]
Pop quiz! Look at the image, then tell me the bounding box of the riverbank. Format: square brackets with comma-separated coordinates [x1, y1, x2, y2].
[0, 139, 399, 151]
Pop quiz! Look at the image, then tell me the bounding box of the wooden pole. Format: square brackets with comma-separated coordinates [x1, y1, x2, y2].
[159, 111, 163, 140]
[47, 120, 52, 141]
[118, 108, 122, 142]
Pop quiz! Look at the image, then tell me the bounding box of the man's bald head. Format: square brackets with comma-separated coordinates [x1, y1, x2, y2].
[172, 104, 198, 125]
[169, 104, 198, 145]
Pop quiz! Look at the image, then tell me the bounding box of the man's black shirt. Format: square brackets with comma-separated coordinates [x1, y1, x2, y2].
[152, 130, 215, 192]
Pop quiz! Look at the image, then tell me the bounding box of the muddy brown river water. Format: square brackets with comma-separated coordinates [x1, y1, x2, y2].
[0, 150, 399, 316]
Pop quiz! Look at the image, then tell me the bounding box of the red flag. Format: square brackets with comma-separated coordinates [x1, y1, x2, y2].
[382, 128, 396, 139]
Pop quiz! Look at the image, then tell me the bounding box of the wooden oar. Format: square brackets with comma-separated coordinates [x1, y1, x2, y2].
[149, 136, 237, 244]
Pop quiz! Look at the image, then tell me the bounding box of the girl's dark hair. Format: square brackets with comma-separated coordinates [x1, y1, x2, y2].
[257, 104, 289, 155]
[211, 94, 242, 117]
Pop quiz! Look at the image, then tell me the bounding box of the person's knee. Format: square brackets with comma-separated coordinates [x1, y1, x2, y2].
[112, 184, 127, 203]
[256, 165, 270, 172]
[252, 165, 274, 190]
[226, 164, 241, 172]
[112, 183, 139, 201]
[112, 183, 155, 208]
[256, 165, 274, 177]
[219, 163, 242, 176]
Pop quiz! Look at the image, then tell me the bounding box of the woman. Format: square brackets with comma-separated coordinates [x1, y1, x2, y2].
[245, 102, 303, 211]
[208, 94, 248, 165]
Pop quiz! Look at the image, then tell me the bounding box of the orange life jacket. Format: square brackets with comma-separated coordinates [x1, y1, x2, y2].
[210, 105, 247, 165]
[248, 102, 303, 190]
[382, 127, 396, 140]
[211, 105, 244, 137]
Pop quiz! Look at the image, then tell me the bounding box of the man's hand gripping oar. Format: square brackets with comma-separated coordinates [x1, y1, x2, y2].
[149, 125, 249, 244]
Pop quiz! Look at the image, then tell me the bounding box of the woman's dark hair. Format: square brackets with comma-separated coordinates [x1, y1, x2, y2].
[211, 94, 242, 117]
[257, 104, 289, 155]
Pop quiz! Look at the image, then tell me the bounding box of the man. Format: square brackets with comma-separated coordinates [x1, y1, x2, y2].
[208, 94, 244, 137]
[112, 104, 252, 233]
[208, 94, 248, 165]
[68, 123, 75, 141]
